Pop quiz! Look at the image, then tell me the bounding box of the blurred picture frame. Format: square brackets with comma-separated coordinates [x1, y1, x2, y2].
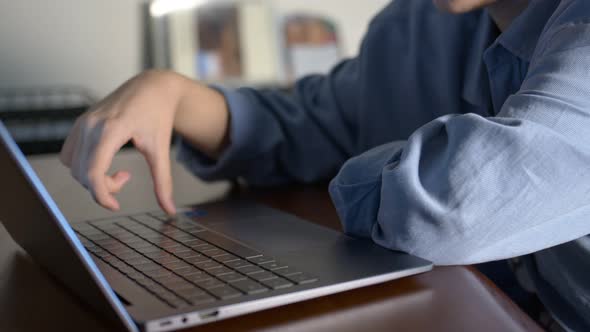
[147, 0, 282, 87]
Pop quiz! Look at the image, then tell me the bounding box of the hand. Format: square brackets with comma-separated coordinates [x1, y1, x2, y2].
[60, 70, 229, 214]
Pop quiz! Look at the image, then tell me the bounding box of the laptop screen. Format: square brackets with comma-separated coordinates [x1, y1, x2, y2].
[0, 121, 137, 332]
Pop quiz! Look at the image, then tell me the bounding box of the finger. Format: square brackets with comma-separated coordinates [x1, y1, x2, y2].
[105, 171, 131, 194]
[87, 123, 131, 211]
[143, 141, 176, 215]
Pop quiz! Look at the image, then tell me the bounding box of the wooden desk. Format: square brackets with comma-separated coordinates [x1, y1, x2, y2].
[0, 150, 542, 332]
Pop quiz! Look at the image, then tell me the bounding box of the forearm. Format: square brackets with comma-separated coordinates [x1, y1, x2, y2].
[176, 66, 361, 185]
[330, 113, 590, 265]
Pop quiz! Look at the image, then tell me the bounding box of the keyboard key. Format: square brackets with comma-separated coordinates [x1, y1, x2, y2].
[127, 271, 146, 280]
[286, 273, 318, 284]
[131, 215, 164, 228]
[123, 236, 145, 245]
[157, 290, 180, 303]
[259, 261, 288, 271]
[174, 250, 201, 259]
[106, 245, 133, 256]
[201, 248, 228, 257]
[85, 233, 110, 241]
[231, 279, 268, 295]
[224, 259, 251, 269]
[147, 268, 173, 278]
[215, 254, 240, 263]
[187, 293, 216, 305]
[93, 223, 120, 232]
[237, 265, 265, 275]
[94, 250, 112, 259]
[260, 277, 294, 290]
[207, 266, 233, 276]
[136, 246, 161, 254]
[170, 233, 195, 242]
[152, 255, 181, 265]
[102, 255, 120, 264]
[195, 231, 262, 259]
[158, 240, 183, 249]
[167, 281, 197, 292]
[163, 261, 190, 270]
[127, 240, 153, 249]
[273, 267, 302, 277]
[177, 224, 205, 233]
[149, 211, 168, 219]
[153, 274, 185, 285]
[217, 273, 247, 283]
[112, 232, 137, 241]
[249, 271, 277, 282]
[194, 278, 225, 290]
[71, 223, 97, 232]
[168, 298, 190, 308]
[185, 273, 213, 284]
[117, 265, 136, 275]
[136, 278, 158, 288]
[208, 285, 242, 300]
[182, 287, 208, 299]
[184, 255, 210, 265]
[248, 256, 274, 265]
[117, 252, 142, 261]
[194, 260, 222, 270]
[182, 239, 207, 247]
[143, 251, 170, 259]
[165, 245, 188, 254]
[139, 232, 164, 240]
[174, 266, 202, 276]
[135, 262, 161, 272]
[94, 238, 117, 247]
[126, 257, 152, 266]
[148, 284, 169, 296]
[110, 260, 130, 271]
[192, 243, 216, 252]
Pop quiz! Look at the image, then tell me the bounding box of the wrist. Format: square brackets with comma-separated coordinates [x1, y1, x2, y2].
[173, 78, 230, 159]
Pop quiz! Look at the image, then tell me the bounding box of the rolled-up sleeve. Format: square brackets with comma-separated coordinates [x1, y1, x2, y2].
[329, 25, 590, 265]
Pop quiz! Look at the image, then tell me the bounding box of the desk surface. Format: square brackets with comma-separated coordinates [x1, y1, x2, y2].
[0, 150, 542, 332]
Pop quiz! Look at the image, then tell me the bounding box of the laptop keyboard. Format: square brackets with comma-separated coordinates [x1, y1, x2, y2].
[73, 212, 318, 309]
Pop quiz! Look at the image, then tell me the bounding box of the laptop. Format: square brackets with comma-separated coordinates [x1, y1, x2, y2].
[0, 121, 432, 332]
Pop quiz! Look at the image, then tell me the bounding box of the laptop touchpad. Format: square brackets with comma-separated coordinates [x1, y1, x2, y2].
[198, 214, 341, 255]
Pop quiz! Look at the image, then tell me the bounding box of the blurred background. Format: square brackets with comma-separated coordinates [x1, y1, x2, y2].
[0, 0, 388, 154]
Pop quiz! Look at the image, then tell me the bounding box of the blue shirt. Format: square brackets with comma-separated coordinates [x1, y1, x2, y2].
[178, 0, 590, 328]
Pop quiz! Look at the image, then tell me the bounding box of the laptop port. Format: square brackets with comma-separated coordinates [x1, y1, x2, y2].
[199, 310, 219, 320]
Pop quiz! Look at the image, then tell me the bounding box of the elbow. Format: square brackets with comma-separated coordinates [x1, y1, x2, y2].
[370, 210, 490, 266]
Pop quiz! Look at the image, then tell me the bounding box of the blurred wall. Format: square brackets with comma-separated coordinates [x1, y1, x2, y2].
[0, 0, 390, 98]
[0, 0, 145, 99]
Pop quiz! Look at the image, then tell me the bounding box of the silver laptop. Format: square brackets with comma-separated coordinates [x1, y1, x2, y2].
[0, 121, 432, 332]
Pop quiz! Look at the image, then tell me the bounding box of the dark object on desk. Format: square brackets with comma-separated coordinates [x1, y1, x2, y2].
[0, 87, 92, 154]
[0, 121, 432, 332]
